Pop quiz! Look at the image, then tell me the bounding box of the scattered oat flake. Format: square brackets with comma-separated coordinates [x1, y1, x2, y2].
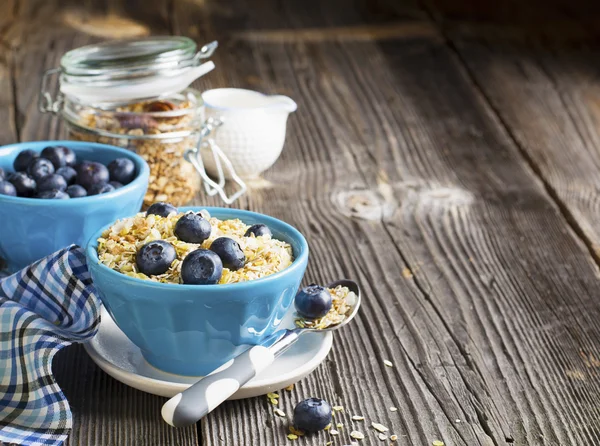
[390, 434, 398, 441]
[390, 407, 398, 412]
[285, 384, 294, 391]
[333, 405, 345, 411]
[269, 398, 279, 405]
[383, 360, 393, 367]
[337, 423, 344, 429]
[330, 429, 339, 436]
[352, 415, 365, 421]
[267, 392, 279, 399]
[371, 422, 389, 433]
[432, 441, 445, 446]
[274, 408, 286, 417]
[289, 426, 305, 436]
[324, 423, 332, 431]
[455, 419, 461, 423]
[378, 433, 388, 441]
[287, 434, 298, 440]
[402, 268, 413, 278]
[326, 442, 333, 446]
[350, 431, 365, 440]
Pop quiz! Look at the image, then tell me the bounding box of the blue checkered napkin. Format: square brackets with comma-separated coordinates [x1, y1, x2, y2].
[0, 246, 101, 446]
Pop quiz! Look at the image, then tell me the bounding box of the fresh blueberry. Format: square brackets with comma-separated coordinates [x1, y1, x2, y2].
[88, 183, 115, 195]
[37, 174, 67, 192]
[293, 398, 332, 433]
[36, 189, 69, 199]
[174, 213, 212, 243]
[147, 202, 178, 218]
[66, 184, 87, 198]
[0, 167, 5, 181]
[7, 172, 36, 197]
[244, 224, 272, 238]
[13, 149, 39, 172]
[136, 240, 176, 276]
[57, 146, 76, 167]
[180, 249, 223, 285]
[41, 146, 67, 169]
[107, 157, 136, 185]
[27, 157, 55, 181]
[109, 181, 123, 189]
[209, 237, 245, 271]
[55, 166, 77, 185]
[294, 285, 332, 319]
[0, 180, 17, 196]
[76, 161, 109, 190]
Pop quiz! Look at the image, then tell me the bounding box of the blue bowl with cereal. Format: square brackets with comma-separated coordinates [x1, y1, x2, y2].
[86, 204, 309, 376]
[0, 141, 149, 271]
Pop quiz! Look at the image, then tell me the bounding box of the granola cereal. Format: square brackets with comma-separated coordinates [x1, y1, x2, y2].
[295, 285, 357, 329]
[63, 92, 203, 208]
[96, 209, 293, 284]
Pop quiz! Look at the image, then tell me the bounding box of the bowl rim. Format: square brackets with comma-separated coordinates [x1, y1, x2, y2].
[0, 140, 150, 206]
[86, 206, 309, 291]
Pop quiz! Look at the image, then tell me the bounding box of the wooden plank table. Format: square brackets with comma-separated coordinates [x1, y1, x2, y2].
[2, 0, 600, 444]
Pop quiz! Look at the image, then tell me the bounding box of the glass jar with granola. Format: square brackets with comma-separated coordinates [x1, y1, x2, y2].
[62, 89, 203, 207]
[39, 36, 245, 207]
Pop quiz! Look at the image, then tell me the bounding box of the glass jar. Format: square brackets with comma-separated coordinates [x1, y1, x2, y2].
[62, 88, 203, 207]
[40, 36, 246, 207]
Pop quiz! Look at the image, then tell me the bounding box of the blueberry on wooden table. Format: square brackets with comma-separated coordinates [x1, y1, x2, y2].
[244, 223, 272, 238]
[13, 149, 39, 172]
[41, 146, 68, 169]
[293, 398, 332, 433]
[181, 249, 223, 285]
[174, 213, 212, 243]
[88, 183, 115, 195]
[209, 237, 245, 271]
[66, 184, 87, 198]
[37, 174, 67, 192]
[295, 285, 332, 319]
[76, 161, 109, 190]
[27, 158, 55, 181]
[136, 240, 176, 276]
[56, 166, 77, 185]
[107, 158, 136, 185]
[36, 189, 69, 199]
[147, 202, 178, 218]
[0, 180, 17, 196]
[7, 172, 36, 197]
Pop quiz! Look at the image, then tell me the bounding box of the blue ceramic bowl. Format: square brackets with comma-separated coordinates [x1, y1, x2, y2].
[0, 141, 150, 271]
[86, 207, 309, 376]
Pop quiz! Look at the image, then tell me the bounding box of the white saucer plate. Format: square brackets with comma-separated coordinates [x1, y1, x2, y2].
[84, 307, 332, 399]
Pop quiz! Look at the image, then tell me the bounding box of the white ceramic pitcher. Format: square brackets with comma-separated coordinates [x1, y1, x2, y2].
[200, 88, 297, 179]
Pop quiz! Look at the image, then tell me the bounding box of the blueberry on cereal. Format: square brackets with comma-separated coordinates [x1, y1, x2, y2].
[293, 398, 332, 433]
[175, 213, 212, 243]
[209, 237, 245, 271]
[295, 285, 332, 319]
[181, 249, 223, 285]
[147, 202, 177, 218]
[244, 223, 272, 238]
[136, 240, 176, 276]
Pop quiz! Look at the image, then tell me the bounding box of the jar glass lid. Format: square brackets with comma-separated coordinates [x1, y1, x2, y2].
[55, 36, 217, 104]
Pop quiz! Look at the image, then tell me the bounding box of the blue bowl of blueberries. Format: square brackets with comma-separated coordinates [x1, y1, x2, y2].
[0, 141, 149, 271]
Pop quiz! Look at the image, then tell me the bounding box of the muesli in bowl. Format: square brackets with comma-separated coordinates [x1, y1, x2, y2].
[97, 202, 294, 285]
[86, 205, 309, 376]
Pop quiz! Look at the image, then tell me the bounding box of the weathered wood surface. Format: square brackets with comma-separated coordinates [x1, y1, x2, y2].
[2, 0, 600, 445]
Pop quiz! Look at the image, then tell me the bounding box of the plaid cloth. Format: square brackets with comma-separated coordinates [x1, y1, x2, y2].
[0, 246, 101, 446]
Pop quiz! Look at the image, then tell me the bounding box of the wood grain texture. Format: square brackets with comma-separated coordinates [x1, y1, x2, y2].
[4, 0, 600, 445]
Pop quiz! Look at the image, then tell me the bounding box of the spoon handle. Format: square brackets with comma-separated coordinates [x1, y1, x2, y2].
[162, 330, 301, 427]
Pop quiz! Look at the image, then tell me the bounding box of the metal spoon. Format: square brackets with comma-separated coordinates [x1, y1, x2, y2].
[161, 279, 361, 427]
